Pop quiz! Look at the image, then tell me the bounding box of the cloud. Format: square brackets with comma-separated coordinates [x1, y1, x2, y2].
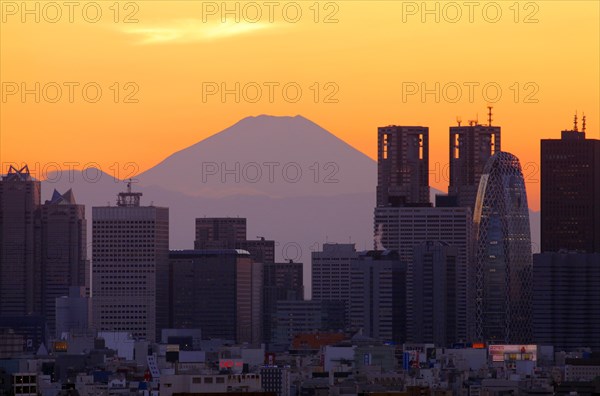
[121, 19, 273, 44]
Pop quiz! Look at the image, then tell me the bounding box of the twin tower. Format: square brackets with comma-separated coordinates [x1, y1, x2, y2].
[374, 116, 532, 344]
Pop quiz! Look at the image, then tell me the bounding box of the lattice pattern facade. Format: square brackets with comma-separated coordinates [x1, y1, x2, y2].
[473, 152, 532, 343]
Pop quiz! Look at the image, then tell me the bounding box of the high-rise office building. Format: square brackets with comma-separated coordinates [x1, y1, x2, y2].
[236, 238, 275, 265]
[448, 120, 501, 211]
[194, 218, 247, 249]
[168, 249, 262, 345]
[408, 241, 458, 346]
[195, 217, 274, 263]
[473, 151, 532, 344]
[374, 206, 473, 342]
[263, 261, 303, 345]
[92, 185, 169, 341]
[541, 123, 600, 253]
[533, 252, 600, 352]
[349, 250, 406, 343]
[0, 165, 42, 318]
[40, 189, 87, 336]
[311, 243, 359, 315]
[377, 126, 430, 207]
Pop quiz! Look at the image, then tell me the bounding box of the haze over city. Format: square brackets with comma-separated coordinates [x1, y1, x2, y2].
[0, 1, 599, 396]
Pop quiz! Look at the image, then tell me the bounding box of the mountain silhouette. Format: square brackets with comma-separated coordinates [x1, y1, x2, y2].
[39, 115, 540, 296]
[136, 115, 376, 198]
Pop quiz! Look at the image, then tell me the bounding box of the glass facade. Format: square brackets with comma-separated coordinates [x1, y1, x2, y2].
[473, 152, 532, 343]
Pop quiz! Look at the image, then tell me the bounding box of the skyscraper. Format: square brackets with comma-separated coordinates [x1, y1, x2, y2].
[263, 260, 303, 345]
[168, 249, 262, 344]
[408, 241, 458, 346]
[349, 250, 406, 343]
[92, 185, 169, 341]
[311, 243, 359, 314]
[377, 126, 430, 207]
[448, 120, 501, 211]
[0, 165, 42, 318]
[236, 238, 275, 265]
[374, 206, 473, 342]
[40, 189, 87, 336]
[533, 252, 600, 351]
[541, 122, 600, 253]
[473, 151, 532, 343]
[194, 218, 247, 249]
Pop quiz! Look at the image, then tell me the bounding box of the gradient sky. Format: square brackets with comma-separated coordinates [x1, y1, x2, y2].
[1, 0, 599, 210]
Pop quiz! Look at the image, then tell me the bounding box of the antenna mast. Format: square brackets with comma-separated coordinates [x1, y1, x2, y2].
[487, 106, 493, 126]
[117, 178, 142, 207]
[573, 111, 578, 132]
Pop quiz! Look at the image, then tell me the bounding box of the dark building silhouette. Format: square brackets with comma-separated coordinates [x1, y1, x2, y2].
[236, 238, 275, 265]
[311, 243, 359, 321]
[349, 250, 406, 344]
[0, 165, 42, 318]
[374, 206, 473, 343]
[533, 252, 600, 351]
[92, 185, 169, 341]
[408, 241, 458, 346]
[448, 119, 501, 211]
[271, 300, 345, 350]
[194, 217, 274, 263]
[169, 249, 262, 345]
[376, 126, 430, 207]
[40, 189, 88, 336]
[194, 218, 247, 249]
[262, 260, 303, 346]
[473, 152, 532, 344]
[541, 122, 600, 253]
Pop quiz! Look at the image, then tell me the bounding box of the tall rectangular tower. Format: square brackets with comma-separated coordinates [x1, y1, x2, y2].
[311, 243, 359, 307]
[374, 206, 473, 342]
[448, 122, 501, 211]
[169, 249, 262, 345]
[0, 165, 42, 317]
[377, 126, 430, 207]
[409, 241, 458, 346]
[533, 252, 600, 351]
[40, 189, 87, 336]
[92, 187, 169, 341]
[349, 250, 406, 343]
[541, 125, 600, 253]
[263, 261, 303, 345]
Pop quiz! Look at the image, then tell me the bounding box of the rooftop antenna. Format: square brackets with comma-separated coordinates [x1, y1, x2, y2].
[487, 106, 493, 126]
[574, 111, 578, 131]
[117, 178, 142, 207]
[582, 113, 586, 133]
[468, 113, 479, 127]
[456, 116, 462, 126]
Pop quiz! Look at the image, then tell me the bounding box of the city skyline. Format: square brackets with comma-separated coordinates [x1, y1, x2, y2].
[1, 112, 598, 212]
[2, 1, 600, 211]
[2, 1, 600, 394]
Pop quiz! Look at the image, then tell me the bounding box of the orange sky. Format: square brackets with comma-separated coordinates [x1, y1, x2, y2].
[1, 0, 599, 210]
